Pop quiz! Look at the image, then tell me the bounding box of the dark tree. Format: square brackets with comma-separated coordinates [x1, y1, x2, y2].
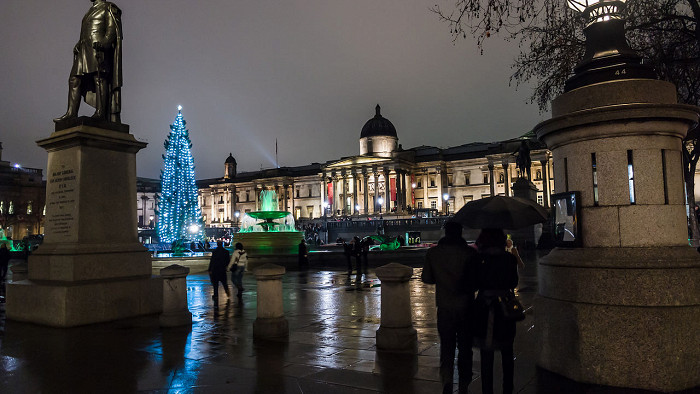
[433, 0, 700, 241]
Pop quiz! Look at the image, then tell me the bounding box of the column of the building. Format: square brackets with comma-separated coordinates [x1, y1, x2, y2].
[210, 191, 216, 224]
[332, 175, 338, 216]
[383, 169, 390, 213]
[352, 170, 358, 215]
[436, 168, 443, 212]
[540, 159, 550, 208]
[363, 170, 369, 215]
[395, 170, 403, 211]
[373, 170, 380, 213]
[488, 164, 495, 197]
[231, 185, 237, 225]
[502, 161, 510, 197]
[341, 174, 348, 215]
[424, 172, 429, 209]
[321, 173, 327, 216]
[255, 187, 261, 211]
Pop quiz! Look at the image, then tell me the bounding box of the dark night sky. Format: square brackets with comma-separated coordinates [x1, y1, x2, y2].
[0, 0, 545, 180]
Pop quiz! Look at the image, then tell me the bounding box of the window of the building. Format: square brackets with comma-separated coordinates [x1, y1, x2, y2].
[0, 201, 4, 214]
[536, 170, 542, 180]
[483, 173, 489, 184]
[8, 201, 14, 215]
[448, 174, 453, 187]
[463, 195, 473, 204]
[307, 206, 314, 219]
[26, 201, 32, 214]
[430, 176, 436, 187]
[498, 173, 504, 183]
[295, 207, 301, 219]
[448, 198, 455, 213]
[308, 187, 313, 198]
[296, 188, 300, 198]
[430, 200, 437, 210]
[592, 153, 599, 206]
[417, 201, 423, 209]
[417, 178, 422, 188]
[628, 150, 636, 204]
[537, 194, 543, 205]
[465, 172, 471, 185]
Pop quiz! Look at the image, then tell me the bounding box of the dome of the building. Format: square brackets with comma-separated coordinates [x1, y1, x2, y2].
[360, 105, 397, 139]
[225, 153, 236, 164]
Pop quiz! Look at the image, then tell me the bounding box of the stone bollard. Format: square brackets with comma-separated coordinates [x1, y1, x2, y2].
[253, 264, 288, 339]
[375, 263, 417, 353]
[10, 262, 28, 282]
[159, 264, 192, 327]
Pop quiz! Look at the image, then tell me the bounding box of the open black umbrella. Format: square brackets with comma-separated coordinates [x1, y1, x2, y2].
[453, 195, 548, 229]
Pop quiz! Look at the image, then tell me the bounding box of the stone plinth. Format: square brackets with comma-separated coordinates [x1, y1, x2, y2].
[534, 79, 700, 391]
[9, 262, 28, 282]
[375, 263, 417, 353]
[159, 265, 192, 327]
[510, 178, 543, 248]
[5, 122, 162, 327]
[253, 264, 288, 338]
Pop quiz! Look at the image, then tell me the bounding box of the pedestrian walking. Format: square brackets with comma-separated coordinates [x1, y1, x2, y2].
[422, 221, 479, 394]
[229, 242, 248, 301]
[473, 228, 520, 394]
[208, 240, 230, 304]
[0, 243, 10, 281]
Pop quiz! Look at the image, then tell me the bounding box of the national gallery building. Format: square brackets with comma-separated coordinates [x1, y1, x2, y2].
[193, 105, 554, 228]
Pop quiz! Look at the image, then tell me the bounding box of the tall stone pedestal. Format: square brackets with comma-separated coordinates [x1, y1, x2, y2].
[534, 79, 700, 391]
[253, 263, 288, 339]
[375, 263, 417, 353]
[510, 178, 543, 248]
[6, 119, 162, 327]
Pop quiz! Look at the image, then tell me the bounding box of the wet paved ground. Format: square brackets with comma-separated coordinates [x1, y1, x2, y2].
[0, 251, 698, 393]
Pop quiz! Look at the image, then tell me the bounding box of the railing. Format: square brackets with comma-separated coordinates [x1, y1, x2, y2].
[326, 217, 449, 229]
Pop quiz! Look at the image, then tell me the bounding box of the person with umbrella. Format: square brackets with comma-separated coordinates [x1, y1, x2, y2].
[452, 195, 546, 394]
[421, 221, 479, 394]
[473, 228, 519, 394]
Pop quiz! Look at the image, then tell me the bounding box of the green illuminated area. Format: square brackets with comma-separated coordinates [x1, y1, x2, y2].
[239, 190, 301, 233]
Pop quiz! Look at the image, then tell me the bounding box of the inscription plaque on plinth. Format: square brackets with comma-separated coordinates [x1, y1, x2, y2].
[6, 121, 162, 327]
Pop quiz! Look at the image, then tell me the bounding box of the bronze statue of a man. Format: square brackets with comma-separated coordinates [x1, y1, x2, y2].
[514, 140, 532, 180]
[54, 0, 123, 124]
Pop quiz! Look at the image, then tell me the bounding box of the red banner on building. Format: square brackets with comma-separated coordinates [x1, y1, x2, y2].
[390, 178, 396, 201]
[327, 182, 333, 206]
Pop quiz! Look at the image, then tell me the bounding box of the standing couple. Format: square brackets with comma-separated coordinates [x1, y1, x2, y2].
[208, 241, 248, 304]
[422, 222, 520, 394]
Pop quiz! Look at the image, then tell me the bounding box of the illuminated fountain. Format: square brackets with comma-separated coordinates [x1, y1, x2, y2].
[235, 190, 303, 260]
[0, 228, 14, 251]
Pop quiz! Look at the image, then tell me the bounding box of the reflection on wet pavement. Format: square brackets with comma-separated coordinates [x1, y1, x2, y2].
[1, 252, 693, 393]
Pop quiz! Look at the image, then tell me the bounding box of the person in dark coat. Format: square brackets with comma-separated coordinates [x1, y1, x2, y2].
[422, 221, 479, 394]
[0, 243, 10, 281]
[343, 240, 353, 278]
[298, 239, 308, 271]
[473, 228, 519, 394]
[208, 240, 230, 303]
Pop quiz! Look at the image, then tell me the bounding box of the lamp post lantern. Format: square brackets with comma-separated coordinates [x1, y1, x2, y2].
[564, 0, 655, 91]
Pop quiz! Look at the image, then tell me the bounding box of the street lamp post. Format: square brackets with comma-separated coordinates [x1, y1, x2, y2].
[442, 193, 449, 215]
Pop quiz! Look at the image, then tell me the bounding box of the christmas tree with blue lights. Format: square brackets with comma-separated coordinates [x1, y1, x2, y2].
[157, 106, 204, 244]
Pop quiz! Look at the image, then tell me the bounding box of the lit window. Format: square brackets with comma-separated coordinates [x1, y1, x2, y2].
[9, 201, 14, 214]
[430, 200, 437, 210]
[27, 201, 32, 214]
[628, 150, 635, 204]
